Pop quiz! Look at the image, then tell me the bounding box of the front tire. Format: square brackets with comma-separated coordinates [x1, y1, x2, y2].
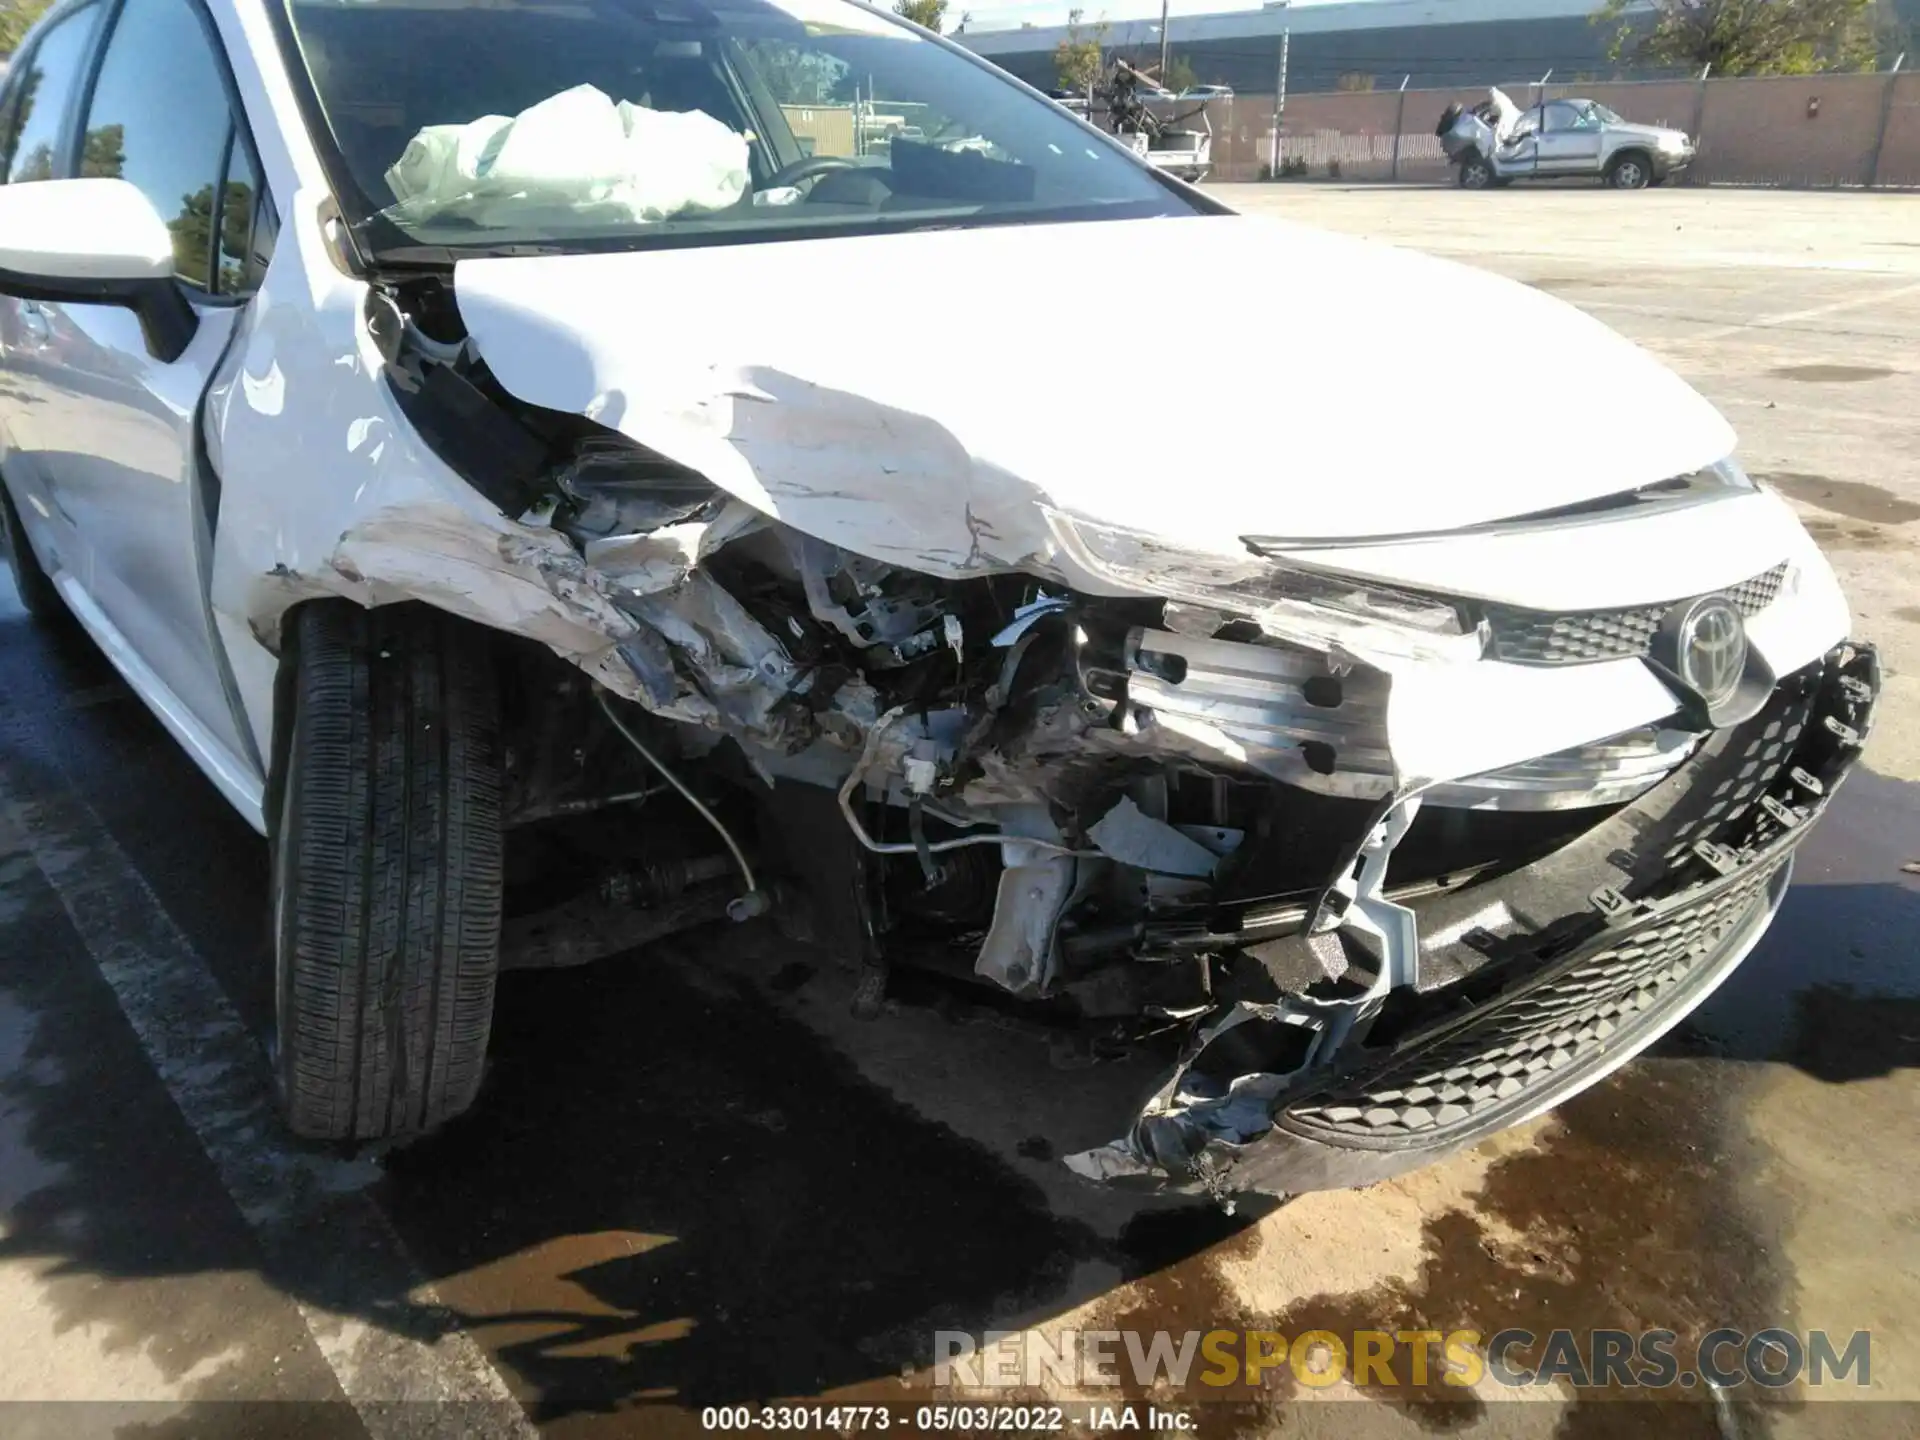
[1456, 154, 1495, 190]
[1607, 152, 1652, 189]
[272, 601, 503, 1141]
[1, 478, 65, 623]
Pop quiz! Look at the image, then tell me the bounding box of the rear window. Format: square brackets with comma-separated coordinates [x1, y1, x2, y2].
[277, 0, 1195, 258]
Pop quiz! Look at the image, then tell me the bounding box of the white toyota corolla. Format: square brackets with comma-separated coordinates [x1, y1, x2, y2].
[0, 0, 1878, 1194]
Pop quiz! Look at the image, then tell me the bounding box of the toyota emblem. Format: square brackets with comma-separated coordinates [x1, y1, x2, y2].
[1674, 595, 1747, 707]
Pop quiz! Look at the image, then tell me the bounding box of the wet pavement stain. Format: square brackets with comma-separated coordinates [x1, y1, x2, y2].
[373, 954, 1110, 1425]
[1801, 518, 1893, 552]
[1082, 1208, 1273, 1437]
[1683, 769, 1920, 1063]
[1891, 605, 1920, 627]
[1258, 1058, 1789, 1437]
[1769, 365, 1896, 384]
[1761, 474, 1920, 526]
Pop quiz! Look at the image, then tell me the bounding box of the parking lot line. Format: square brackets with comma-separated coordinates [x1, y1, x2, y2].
[0, 726, 537, 1440]
[1684, 278, 1920, 345]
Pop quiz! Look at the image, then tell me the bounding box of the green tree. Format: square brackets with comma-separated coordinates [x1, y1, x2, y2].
[80, 122, 125, 177]
[742, 39, 847, 105]
[168, 183, 218, 281]
[218, 179, 253, 289]
[3, 64, 41, 176]
[1054, 8, 1106, 92]
[1336, 72, 1377, 91]
[893, 0, 946, 33]
[1, 0, 56, 57]
[1594, 0, 1881, 75]
[12, 139, 53, 182]
[1163, 54, 1197, 91]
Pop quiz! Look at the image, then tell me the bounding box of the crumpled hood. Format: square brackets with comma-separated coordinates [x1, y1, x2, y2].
[454, 214, 1734, 577]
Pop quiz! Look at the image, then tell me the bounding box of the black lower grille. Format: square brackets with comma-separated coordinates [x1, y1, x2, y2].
[1204, 643, 1877, 1197]
[1486, 561, 1789, 665]
[1282, 861, 1780, 1144]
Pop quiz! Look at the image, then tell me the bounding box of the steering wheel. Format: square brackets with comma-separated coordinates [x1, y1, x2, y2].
[760, 154, 862, 191]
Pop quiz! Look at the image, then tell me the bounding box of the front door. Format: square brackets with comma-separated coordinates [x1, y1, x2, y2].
[1493, 105, 1541, 178]
[0, 0, 109, 579]
[15, 0, 275, 791]
[1536, 101, 1604, 175]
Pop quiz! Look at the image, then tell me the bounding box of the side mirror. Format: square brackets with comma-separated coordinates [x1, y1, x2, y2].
[0, 178, 198, 363]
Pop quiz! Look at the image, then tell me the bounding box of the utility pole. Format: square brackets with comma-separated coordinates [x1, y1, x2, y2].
[1159, 0, 1170, 80]
[1867, 52, 1906, 188]
[1390, 73, 1409, 181]
[1269, 24, 1288, 176]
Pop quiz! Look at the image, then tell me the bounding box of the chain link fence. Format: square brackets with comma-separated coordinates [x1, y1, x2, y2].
[1170, 71, 1920, 189]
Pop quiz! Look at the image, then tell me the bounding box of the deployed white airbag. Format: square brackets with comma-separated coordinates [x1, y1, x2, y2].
[385, 84, 749, 226]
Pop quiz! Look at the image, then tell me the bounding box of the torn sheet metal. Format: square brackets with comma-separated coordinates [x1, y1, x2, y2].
[623, 570, 807, 743]
[432, 218, 1830, 793]
[1087, 796, 1219, 878]
[975, 857, 1077, 994]
[1064, 1001, 1323, 1190]
[581, 523, 706, 595]
[450, 215, 1735, 570]
[202, 200, 744, 749]
[991, 594, 1071, 646]
[1068, 796, 1429, 1191]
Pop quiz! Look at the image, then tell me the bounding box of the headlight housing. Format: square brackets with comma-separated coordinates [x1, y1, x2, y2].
[1043, 509, 1480, 662]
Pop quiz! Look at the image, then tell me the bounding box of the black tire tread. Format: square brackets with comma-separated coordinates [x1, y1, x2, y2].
[275, 601, 502, 1140]
[1456, 155, 1494, 189]
[1607, 151, 1653, 189]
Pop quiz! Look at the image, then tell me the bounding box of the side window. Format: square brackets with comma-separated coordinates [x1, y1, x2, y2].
[79, 0, 251, 292]
[4, 3, 105, 184]
[1542, 103, 1576, 134]
[215, 133, 274, 294]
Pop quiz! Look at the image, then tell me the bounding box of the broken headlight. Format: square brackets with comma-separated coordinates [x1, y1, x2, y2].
[1044, 510, 1478, 660]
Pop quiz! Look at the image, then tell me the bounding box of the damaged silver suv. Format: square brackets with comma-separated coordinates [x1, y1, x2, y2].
[0, 0, 1877, 1195]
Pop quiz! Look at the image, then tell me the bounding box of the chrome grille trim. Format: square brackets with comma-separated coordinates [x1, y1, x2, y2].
[1484, 562, 1790, 666]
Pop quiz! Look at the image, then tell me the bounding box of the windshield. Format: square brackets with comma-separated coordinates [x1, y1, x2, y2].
[1591, 102, 1624, 124]
[277, 0, 1197, 258]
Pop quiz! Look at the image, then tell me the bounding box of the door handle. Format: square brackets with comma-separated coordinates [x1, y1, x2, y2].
[18, 301, 51, 344]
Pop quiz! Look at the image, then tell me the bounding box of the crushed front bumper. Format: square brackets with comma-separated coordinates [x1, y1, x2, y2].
[1148, 641, 1879, 1196]
[1653, 146, 1696, 180]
